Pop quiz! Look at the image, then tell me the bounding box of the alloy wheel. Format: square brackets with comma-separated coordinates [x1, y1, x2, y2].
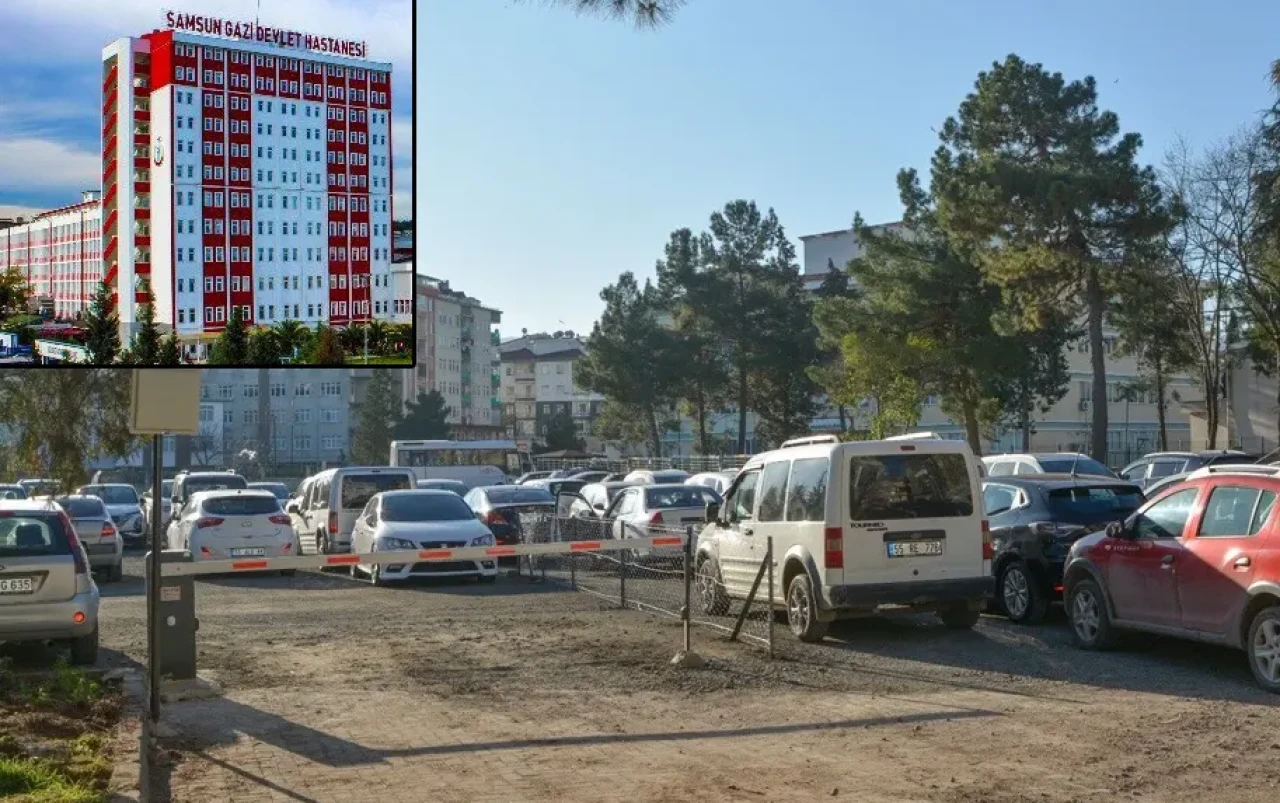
[1071, 588, 1100, 643]
[1252, 617, 1280, 685]
[1002, 566, 1030, 619]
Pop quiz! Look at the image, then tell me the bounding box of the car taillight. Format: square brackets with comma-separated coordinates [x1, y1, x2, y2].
[268, 514, 291, 526]
[101, 523, 116, 538]
[200, 545, 212, 557]
[484, 511, 505, 525]
[823, 526, 843, 569]
[60, 512, 87, 575]
[195, 517, 224, 529]
[649, 511, 663, 527]
[982, 519, 993, 560]
[328, 511, 338, 534]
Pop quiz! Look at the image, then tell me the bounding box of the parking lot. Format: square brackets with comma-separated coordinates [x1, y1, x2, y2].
[93, 551, 1280, 803]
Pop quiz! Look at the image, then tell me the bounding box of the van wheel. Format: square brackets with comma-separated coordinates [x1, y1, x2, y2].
[1067, 579, 1117, 650]
[69, 627, 99, 666]
[696, 557, 730, 616]
[1246, 605, 1280, 693]
[939, 605, 981, 630]
[316, 532, 329, 556]
[999, 561, 1047, 624]
[786, 574, 828, 643]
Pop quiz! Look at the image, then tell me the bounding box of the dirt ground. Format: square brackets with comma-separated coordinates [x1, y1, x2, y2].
[93, 553, 1280, 803]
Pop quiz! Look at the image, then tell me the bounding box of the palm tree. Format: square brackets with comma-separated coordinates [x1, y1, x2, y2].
[271, 319, 309, 361]
[519, 0, 683, 27]
[366, 320, 388, 355]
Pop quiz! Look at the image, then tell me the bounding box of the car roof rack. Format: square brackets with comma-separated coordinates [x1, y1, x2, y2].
[1187, 464, 1280, 480]
[780, 435, 840, 448]
[885, 432, 944, 441]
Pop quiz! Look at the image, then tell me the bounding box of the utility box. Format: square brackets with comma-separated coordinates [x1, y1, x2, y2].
[147, 549, 198, 682]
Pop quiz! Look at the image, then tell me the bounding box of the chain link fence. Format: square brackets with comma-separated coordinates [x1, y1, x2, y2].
[512, 512, 777, 654]
[531, 454, 751, 474]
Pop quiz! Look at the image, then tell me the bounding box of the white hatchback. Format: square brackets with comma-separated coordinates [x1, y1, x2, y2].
[171, 490, 298, 575]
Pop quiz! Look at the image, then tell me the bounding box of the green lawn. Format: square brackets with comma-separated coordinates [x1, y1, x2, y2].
[345, 355, 412, 365]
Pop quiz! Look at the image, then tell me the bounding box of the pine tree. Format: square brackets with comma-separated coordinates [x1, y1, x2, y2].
[351, 370, 403, 465]
[131, 279, 162, 365]
[82, 281, 121, 365]
[209, 307, 249, 365]
[393, 391, 452, 439]
[158, 333, 182, 366]
[246, 328, 283, 365]
[307, 325, 347, 365]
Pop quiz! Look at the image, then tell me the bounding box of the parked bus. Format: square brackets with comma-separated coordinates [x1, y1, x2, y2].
[389, 439, 534, 488]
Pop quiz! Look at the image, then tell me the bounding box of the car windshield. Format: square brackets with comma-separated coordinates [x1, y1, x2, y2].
[549, 480, 587, 497]
[79, 485, 139, 505]
[1045, 485, 1145, 525]
[484, 487, 554, 505]
[56, 497, 106, 519]
[341, 474, 413, 509]
[184, 476, 248, 498]
[651, 471, 690, 484]
[849, 454, 975, 520]
[22, 482, 59, 497]
[251, 484, 291, 500]
[382, 493, 475, 522]
[0, 486, 27, 500]
[645, 486, 720, 509]
[202, 496, 282, 516]
[0, 515, 69, 557]
[1038, 457, 1116, 477]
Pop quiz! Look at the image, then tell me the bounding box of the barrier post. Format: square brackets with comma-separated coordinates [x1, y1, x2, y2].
[682, 526, 693, 653]
[570, 547, 577, 589]
[147, 434, 162, 723]
[619, 544, 628, 609]
[766, 536, 775, 659]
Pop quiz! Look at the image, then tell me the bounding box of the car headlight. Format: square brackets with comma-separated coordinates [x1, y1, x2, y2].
[469, 534, 495, 547]
[376, 537, 417, 551]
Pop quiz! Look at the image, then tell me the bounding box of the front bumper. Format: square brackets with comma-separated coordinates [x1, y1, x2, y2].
[824, 576, 995, 611]
[379, 559, 498, 580]
[0, 589, 99, 641]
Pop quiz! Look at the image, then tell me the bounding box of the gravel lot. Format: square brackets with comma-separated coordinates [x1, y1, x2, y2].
[92, 551, 1280, 803]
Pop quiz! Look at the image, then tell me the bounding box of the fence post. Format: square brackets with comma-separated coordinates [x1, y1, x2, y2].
[766, 536, 775, 659]
[570, 547, 577, 590]
[619, 544, 628, 609]
[683, 525, 693, 653]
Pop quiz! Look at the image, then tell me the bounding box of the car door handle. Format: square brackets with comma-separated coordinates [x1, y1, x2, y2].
[1235, 556, 1252, 568]
[1161, 554, 1175, 566]
[743, 527, 754, 537]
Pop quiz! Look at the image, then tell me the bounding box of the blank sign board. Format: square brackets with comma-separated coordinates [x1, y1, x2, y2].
[130, 370, 202, 435]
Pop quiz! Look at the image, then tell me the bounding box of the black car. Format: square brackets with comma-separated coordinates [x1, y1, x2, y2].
[462, 485, 555, 547]
[982, 474, 1145, 624]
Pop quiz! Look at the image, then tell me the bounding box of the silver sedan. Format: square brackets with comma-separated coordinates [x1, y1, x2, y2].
[350, 490, 498, 585]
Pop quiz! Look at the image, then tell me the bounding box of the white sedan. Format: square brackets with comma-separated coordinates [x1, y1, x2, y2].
[350, 490, 499, 586]
[169, 489, 298, 575]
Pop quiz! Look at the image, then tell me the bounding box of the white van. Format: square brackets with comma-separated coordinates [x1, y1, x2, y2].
[287, 467, 417, 554]
[695, 434, 993, 642]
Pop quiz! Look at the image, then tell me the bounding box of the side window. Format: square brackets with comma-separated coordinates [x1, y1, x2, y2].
[1132, 488, 1199, 539]
[314, 479, 330, 508]
[726, 470, 761, 522]
[1147, 460, 1182, 480]
[785, 457, 829, 522]
[1198, 486, 1276, 538]
[614, 491, 635, 517]
[361, 498, 377, 523]
[1120, 462, 1147, 481]
[1014, 461, 1036, 475]
[757, 461, 791, 523]
[987, 461, 1013, 477]
[983, 485, 1018, 516]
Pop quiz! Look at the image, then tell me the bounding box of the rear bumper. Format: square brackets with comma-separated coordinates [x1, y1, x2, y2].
[84, 543, 123, 568]
[824, 576, 995, 610]
[0, 590, 99, 641]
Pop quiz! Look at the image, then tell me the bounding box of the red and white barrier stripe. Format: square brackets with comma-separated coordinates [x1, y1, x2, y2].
[158, 533, 688, 577]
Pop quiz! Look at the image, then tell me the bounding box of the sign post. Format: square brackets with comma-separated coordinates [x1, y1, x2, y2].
[130, 370, 202, 722]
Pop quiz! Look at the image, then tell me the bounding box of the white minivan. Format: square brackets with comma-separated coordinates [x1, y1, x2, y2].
[287, 467, 417, 555]
[696, 434, 994, 642]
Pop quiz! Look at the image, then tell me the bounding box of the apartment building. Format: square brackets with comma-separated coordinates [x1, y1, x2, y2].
[0, 192, 104, 318]
[499, 333, 604, 450]
[400, 275, 502, 437]
[799, 225, 1200, 455]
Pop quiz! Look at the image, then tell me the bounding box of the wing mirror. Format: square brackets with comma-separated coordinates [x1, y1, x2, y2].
[286, 501, 300, 514]
[704, 500, 721, 524]
[1105, 520, 1129, 539]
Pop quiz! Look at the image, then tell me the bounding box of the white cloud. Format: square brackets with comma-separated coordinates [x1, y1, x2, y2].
[0, 137, 99, 191]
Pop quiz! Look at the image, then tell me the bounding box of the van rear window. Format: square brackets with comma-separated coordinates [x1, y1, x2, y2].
[0, 515, 70, 557]
[341, 474, 412, 509]
[848, 454, 974, 520]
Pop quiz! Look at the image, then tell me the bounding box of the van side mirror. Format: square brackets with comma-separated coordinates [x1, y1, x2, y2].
[286, 501, 300, 514]
[704, 500, 721, 524]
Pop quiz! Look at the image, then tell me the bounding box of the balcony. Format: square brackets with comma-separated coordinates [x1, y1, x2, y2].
[461, 393, 472, 407]
[490, 331, 501, 346]
[461, 370, 472, 384]
[491, 396, 501, 406]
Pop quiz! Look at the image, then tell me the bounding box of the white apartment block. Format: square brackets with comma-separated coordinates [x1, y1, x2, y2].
[0, 192, 104, 318]
[499, 334, 605, 449]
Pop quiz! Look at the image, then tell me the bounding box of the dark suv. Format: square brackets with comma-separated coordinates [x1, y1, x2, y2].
[983, 475, 1145, 624]
[1063, 465, 1280, 693]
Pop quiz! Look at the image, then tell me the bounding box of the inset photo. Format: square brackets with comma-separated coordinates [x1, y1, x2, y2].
[0, 2, 413, 366]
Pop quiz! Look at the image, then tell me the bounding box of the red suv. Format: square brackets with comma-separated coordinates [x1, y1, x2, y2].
[1062, 466, 1280, 692]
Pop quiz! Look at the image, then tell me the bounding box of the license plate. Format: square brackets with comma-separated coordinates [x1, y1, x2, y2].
[0, 577, 35, 594]
[887, 540, 944, 558]
[230, 548, 266, 557]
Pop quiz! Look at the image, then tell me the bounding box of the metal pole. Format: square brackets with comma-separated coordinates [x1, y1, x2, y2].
[619, 543, 628, 609]
[766, 536, 775, 659]
[147, 433, 163, 722]
[682, 525, 692, 653]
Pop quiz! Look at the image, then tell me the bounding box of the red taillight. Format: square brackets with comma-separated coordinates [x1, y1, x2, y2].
[649, 511, 663, 527]
[268, 515, 291, 526]
[60, 512, 87, 575]
[195, 517, 225, 529]
[328, 511, 338, 534]
[484, 511, 505, 525]
[823, 526, 843, 569]
[200, 545, 212, 557]
[101, 523, 116, 538]
[283, 542, 293, 553]
[982, 519, 993, 560]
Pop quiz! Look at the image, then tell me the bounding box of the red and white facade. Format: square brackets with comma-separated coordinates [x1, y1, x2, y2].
[102, 18, 394, 354]
[0, 193, 104, 318]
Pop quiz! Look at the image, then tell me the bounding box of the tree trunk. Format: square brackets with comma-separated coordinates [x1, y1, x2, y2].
[837, 404, 848, 433]
[694, 387, 709, 456]
[1204, 374, 1219, 449]
[1085, 268, 1109, 462]
[961, 399, 983, 458]
[736, 366, 748, 454]
[646, 406, 662, 458]
[1155, 359, 1168, 451]
[1019, 384, 1032, 452]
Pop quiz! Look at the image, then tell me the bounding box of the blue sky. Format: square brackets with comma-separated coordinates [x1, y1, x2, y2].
[0, 0, 411, 216]
[420, 0, 1280, 338]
